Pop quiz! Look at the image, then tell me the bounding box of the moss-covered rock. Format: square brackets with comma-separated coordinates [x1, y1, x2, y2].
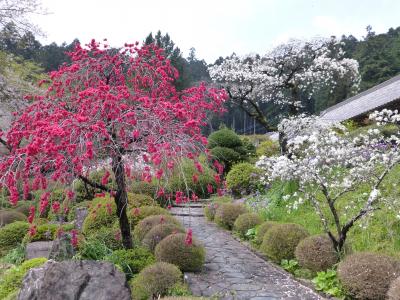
[134, 215, 181, 242]
[214, 203, 247, 230]
[260, 223, 309, 262]
[338, 252, 400, 300]
[0, 210, 26, 227]
[233, 213, 262, 238]
[142, 223, 185, 252]
[130, 262, 182, 300]
[155, 233, 205, 272]
[295, 234, 339, 272]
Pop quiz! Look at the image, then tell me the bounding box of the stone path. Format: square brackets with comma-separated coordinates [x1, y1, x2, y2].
[171, 205, 326, 300]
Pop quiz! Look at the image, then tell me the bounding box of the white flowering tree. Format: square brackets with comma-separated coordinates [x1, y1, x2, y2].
[209, 37, 360, 133]
[256, 113, 400, 252]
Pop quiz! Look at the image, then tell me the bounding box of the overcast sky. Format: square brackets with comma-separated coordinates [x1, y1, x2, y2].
[32, 0, 400, 63]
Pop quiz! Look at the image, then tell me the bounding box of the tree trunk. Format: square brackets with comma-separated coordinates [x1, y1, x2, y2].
[111, 154, 133, 249]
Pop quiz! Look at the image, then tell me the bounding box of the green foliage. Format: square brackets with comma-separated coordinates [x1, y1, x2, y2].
[233, 213, 262, 238]
[337, 252, 400, 300]
[256, 140, 280, 157]
[134, 215, 181, 242]
[204, 203, 219, 221]
[82, 196, 117, 235]
[85, 226, 123, 250]
[105, 247, 154, 280]
[142, 223, 185, 252]
[128, 193, 156, 207]
[73, 169, 115, 202]
[1, 244, 25, 265]
[387, 277, 400, 300]
[168, 158, 217, 198]
[165, 282, 192, 297]
[214, 203, 247, 230]
[312, 269, 346, 298]
[281, 259, 300, 274]
[14, 203, 32, 216]
[208, 128, 243, 149]
[260, 223, 309, 262]
[0, 210, 26, 226]
[255, 221, 278, 245]
[295, 234, 339, 272]
[75, 238, 112, 260]
[245, 228, 256, 240]
[128, 206, 170, 229]
[0, 257, 47, 299]
[155, 233, 205, 272]
[130, 262, 182, 300]
[130, 181, 158, 198]
[226, 162, 261, 196]
[0, 221, 29, 255]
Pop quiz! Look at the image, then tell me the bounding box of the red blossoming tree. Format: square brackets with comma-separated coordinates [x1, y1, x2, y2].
[0, 40, 226, 248]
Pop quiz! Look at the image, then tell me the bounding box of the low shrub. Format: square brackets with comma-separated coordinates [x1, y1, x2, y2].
[0, 221, 29, 255]
[388, 276, 400, 300]
[0, 210, 26, 227]
[129, 206, 170, 229]
[155, 233, 205, 272]
[75, 238, 112, 260]
[82, 196, 117, 235]
[128, 193, 156, 207]
[214, 203, 247, 230]
[142, 223, 185, 252]
[233, 213, 262, 238]
[1, 244, 25, 265]
[255, 221, 278, 245]
[0, 257, 47, 299]
[165, 282, 192, 297]
[204, 203, 218, 221]
[256, 140, 280, 157]
[130, 262, 182, 300]
[24, 223, 74, 242]
[105, 247, 154, 280]
[85, 226, 123, 250]
[260, 223, 309, 262]
[226, 162, 261, 196]
[134, 215, 181, 242]
[295, 234, 339, 272]
[338, 252, 400, 300]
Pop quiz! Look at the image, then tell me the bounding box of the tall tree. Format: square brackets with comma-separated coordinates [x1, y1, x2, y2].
[0, 40, 226, 248]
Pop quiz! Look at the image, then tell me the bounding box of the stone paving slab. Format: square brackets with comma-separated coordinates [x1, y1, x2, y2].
[171, 207, 204, 217]
[174, 215, 326, 300]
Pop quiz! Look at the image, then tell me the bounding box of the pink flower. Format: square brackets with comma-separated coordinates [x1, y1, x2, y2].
[185, 229, 193, 246]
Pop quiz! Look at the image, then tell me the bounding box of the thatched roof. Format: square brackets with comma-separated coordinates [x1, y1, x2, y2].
[320, 74, 400, 122]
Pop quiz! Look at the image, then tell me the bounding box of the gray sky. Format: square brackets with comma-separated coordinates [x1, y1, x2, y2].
[32, 0, 400, 63]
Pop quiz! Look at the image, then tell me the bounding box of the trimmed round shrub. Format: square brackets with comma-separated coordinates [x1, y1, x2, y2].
[129, 206, 170, 229]
[0, 210, 26, 226]
[226, 162, 261, 196]
[295, 234, 339, 272]
[0, 257, 47, 299]
[128, 193, 156, 207]
[256, 139, 279, 157]
[85, 226, 123, 250]
[260, 223, 309, 262]
[134, 215, 181, 241]
[130, 262, 182, 300]
[82, 196, 117, 235]
[105, 247, 154, 279]
[233, 213, 262, 237]
[214, 203, 247, 230]
[155, 233, 205, 272]
[388, 276, 400, 300]
[0, 221, 29, 255]
[142, 223, 185, 252]
[204, 203, 219, 221]
[208, 128, 243, 149]
[338, 252, 400, 300]
[255, 221, 278, 245]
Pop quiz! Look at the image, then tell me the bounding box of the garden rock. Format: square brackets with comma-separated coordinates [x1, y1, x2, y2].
[74, 207, 88, 230]
[25, 241, 53, 259]
[48, 233, 75, 261]
[18, 260, 131, 300]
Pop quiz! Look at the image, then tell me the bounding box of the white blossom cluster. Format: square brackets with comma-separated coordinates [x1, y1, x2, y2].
[256, 112, 400, 235]
[209, 37, 360, 108]
[369, 109, 400, 125]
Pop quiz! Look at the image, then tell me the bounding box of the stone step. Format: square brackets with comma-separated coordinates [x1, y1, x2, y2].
[173, 204, 205, 208]
[170, 207, 205, 217]
[172, 213, 204, 217]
